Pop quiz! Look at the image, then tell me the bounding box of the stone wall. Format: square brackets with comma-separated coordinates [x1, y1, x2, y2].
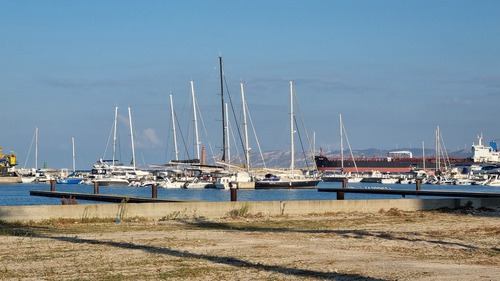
[1, 198, 498, 222]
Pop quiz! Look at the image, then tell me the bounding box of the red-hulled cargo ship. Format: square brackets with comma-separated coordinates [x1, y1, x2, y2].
[315, 134, 499, 173]
[314, 154, 473, 173]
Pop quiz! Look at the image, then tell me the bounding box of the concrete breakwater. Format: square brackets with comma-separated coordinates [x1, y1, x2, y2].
[1, 198, 499, 222]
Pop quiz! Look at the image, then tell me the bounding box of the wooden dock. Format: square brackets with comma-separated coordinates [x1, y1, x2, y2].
[30, 190, 193, 203]
[317, 187, 500, 198]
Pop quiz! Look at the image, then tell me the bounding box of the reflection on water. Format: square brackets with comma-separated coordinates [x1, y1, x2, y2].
[0, 181, 498, 206]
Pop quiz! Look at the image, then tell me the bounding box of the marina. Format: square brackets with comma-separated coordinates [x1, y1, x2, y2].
[2, 57, 500, 192]
[2, 61, 500, 198]
[4, 132, 500, 190]
[3, 3, 500, 281]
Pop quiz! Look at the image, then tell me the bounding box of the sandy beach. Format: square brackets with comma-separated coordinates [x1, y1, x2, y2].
[1, 206, 499, 280]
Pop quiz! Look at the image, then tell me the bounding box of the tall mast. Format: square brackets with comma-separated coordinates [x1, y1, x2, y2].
[219, 56, 226, 162]
[225, 102, 230, 163]
[170, 94, 179, 161]
[128, 106, 136, 169]
[341, 115, 359, 174]
[436, 126, 440, 172]
[35, 127, 38, 170]
[241, 82, 250, 170]
[340, 113, 344, 171]
[290, 81, 295, 176]
[313, 131, 316, 157]
[112, 106, 118, 167]
[72, 137, 76, 173]
[422, 141, 426, 170]
[190, 80, 200, 160]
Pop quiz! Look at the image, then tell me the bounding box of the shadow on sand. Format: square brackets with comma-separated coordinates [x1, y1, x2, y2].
[179, 218, 485, 250]
[1, 222, 385, 281]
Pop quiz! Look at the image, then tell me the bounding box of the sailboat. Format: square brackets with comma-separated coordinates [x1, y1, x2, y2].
[322, 114, 363, 183]
[154, 94, 188, 188]
[57, 137, 85, 184]
[87, 106, 150, 186]
[255, 81, 320, 189]
[202, 57, 257, 189]
[207, 80, 255, 189]
[160, 80, 222, 189]
[18, 127, 52, 183]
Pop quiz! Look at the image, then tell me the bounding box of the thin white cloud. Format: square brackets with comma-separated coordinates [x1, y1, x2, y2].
[136, 128, 162, 148]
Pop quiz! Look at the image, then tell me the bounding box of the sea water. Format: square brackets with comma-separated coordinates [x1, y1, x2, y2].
[1, 182, 498, 206]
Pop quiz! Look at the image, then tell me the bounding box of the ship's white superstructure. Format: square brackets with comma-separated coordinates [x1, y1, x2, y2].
[472, 134, 500, 164]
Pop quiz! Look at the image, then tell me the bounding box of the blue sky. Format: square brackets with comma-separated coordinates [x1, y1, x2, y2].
[1, 1, 500, 169]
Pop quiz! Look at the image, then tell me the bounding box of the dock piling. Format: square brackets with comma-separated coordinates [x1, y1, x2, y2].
[93, 182, 99, 194]
[337, 178, 346, 200]
[50, 180, 56, 191]
[230, 183, 237, 201]
[152, 184, 158, 198]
